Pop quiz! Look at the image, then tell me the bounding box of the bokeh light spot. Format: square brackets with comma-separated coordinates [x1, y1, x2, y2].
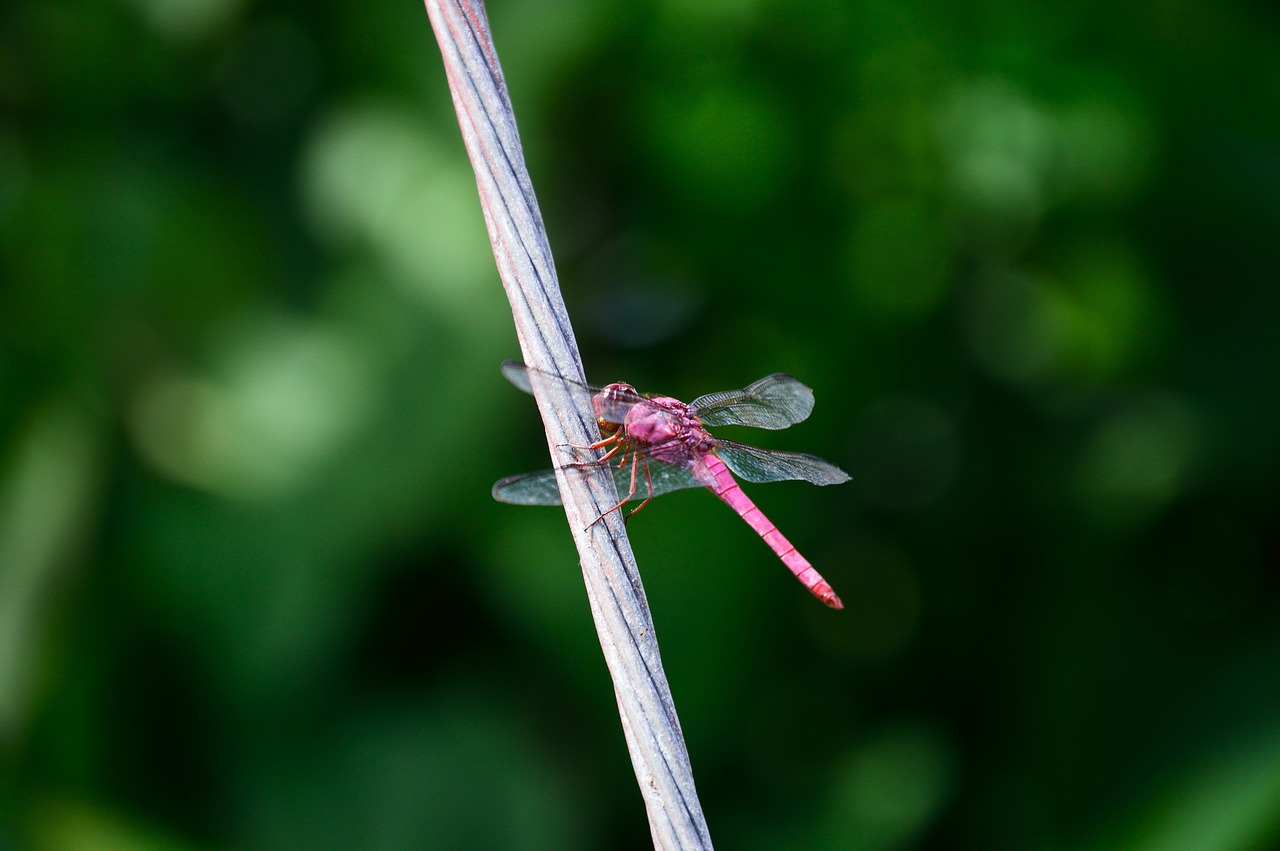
[1055, 93, 1157, 204]
[301, 102, 491, 318]
[128, 313, 378, 499]
[1075, 392, 1202, 523]
[0, 404, 99, 740]
[938, 79, 1056, 241]
[121, 0, 246, 43]
[826, 721, 956, 846]
[965, 243, 1164, 388]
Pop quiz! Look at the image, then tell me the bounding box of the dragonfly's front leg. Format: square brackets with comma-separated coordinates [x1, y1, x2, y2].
[597, 440, 625, 465]
[564, 431, 621, 452]
[559, 431, 625, 466]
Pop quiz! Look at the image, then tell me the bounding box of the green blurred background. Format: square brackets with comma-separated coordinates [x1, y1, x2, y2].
[3, 0, 1279, 847]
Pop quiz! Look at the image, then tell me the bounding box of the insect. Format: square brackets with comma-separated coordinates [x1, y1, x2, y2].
[492, 362, 849, 608]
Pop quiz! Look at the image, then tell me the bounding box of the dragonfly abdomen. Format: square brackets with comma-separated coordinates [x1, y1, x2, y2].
[700, 455, 843, 609]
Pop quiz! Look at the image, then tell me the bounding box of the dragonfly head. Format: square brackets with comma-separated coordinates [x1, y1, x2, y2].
[593, 382, 637, 435]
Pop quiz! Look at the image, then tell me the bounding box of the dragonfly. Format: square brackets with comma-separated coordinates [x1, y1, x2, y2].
[492, 361, 850, 609]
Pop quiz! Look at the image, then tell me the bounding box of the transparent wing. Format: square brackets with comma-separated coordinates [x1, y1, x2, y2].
[493, 456, 708, 506]
[500, 360, 640, 425]
[492, 469, 564, 505]
[629, 456, 708, 498]
[715, 440, 850, 486]
[500, 360, 538, 395]
[691, 374, 815, 430]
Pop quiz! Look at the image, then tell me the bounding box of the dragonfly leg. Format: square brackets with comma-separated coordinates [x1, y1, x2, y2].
[587, 450, 640, 528]
[564, 433, 621, 452]
[623, 461, 654, 521]
[560, 433, 625, 468]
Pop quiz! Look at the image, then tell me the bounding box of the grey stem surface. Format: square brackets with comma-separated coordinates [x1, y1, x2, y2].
[422, 1, 713, 847]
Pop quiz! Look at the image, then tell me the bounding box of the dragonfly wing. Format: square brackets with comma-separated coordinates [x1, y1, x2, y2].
[500, 361, 639, 425]
[493, 456, 708, 507]
[595, 452, 708, 501]
[631, 457, 708, 499]
[500, 360, 537, 395]
[691, 374, 815, 430]
[492, 469, 564, 505]
[715, 439, 850, 486]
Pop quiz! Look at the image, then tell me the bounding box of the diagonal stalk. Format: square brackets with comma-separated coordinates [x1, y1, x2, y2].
[421, 1, 713, 847]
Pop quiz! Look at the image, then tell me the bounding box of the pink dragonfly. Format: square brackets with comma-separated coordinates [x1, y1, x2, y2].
[492, 361, 850, 609]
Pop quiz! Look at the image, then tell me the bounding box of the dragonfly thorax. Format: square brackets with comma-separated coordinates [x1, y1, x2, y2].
[625, 396, 712, 464]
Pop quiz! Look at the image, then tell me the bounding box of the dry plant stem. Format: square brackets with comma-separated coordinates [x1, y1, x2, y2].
[423, 1, 713, 847]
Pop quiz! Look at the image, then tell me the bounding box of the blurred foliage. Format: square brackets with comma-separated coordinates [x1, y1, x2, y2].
[2, 0, 1279, 847]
